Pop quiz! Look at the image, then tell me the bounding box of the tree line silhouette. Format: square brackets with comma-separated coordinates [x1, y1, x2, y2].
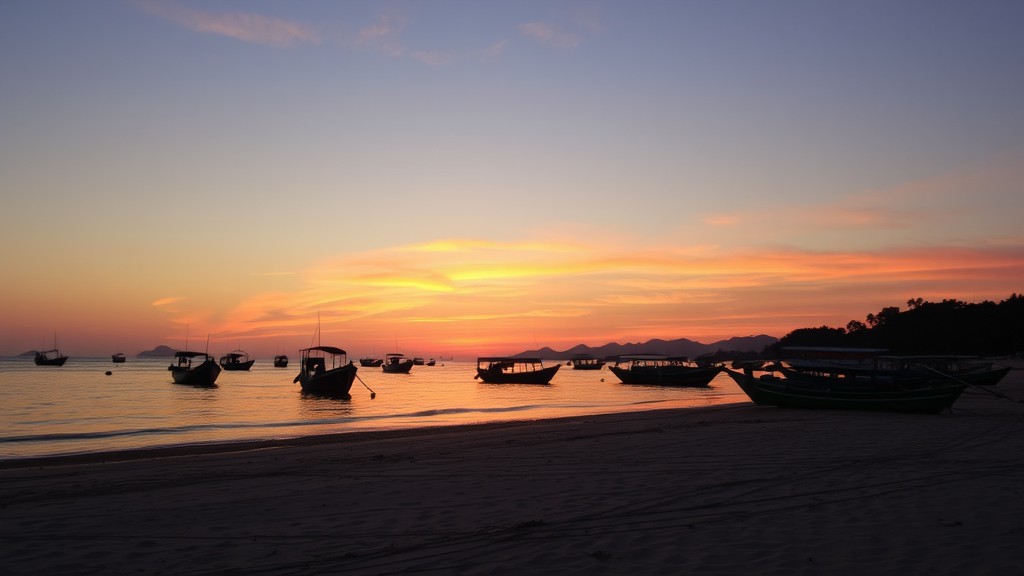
[773, 293, 1024, 356]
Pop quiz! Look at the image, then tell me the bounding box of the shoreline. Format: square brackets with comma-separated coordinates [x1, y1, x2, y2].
[3, 376, 1023, 574]
[0, 402, 750, 470]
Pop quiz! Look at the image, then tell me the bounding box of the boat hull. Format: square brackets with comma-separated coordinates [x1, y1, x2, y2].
[34, 356, 68, 366]
[220, 360, 255, 371]
[298, 363, 357, 396]
[360, 358, 383, 367]
[476, 364, 560, 384]
[382, 360, 414, 373]
[609, 364, 721, 387]
[170, 360, 222, 387]
[724, 368, 966, 414]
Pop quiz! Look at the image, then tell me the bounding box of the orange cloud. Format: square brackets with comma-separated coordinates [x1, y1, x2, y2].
[136, 0, 320, 47]
[185, 236, 1024, 357]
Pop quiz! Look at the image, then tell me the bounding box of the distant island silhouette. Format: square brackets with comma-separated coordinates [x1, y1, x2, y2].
[515, 335, 777, 360]
[136, 345, 178, 358]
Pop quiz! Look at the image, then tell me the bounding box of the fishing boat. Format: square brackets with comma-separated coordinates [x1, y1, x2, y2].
[723, 367, 966, 414]
[568, 353, 605, 370]
[780, 348, 1012, 387]
[294, 346, 357, 396]
[34, 349, 68, 366]
[219, 350, 255, 371]
[273, 354, 289, 368]
[382, 353, 414, 374]
[426, 358, 436, 366]
[475, 357, 560, 384]
[608, 355, 721, 386]
[413, 357, 426, 365]
[359, 357, 383, 367]
[111, 352, 126, 363]
[168, 351, 221, 386]
[34, 334, 68, 366]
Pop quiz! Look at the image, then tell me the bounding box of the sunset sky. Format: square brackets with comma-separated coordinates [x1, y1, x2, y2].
[2, 1, 1023, 358]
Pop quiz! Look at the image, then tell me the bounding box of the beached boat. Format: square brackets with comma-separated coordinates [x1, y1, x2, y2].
[273, 354, 289, 368]
[780, 348, 1012, 387]
[359, 357, 383, 367]
[168, 351, 221, 386]
[111, 352, 126, 363]
[723, 367, 966, 414]
[382, 353, 414, 374]
[219, 350, 255, 371]
[475, 357, 560, 384]
[294, 346, 357, 396]
[608, 355, 721, 386]
[568, 353, 605, 370]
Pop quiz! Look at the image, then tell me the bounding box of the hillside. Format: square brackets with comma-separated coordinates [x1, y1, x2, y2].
[514, 335, 777, 360]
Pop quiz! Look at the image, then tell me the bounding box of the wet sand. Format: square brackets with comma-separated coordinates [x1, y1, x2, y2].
[2, 364, 1023, 575]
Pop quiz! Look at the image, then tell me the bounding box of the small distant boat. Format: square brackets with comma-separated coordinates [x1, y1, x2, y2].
[608, 355, 721, 387]
[34, 333, 68, 366]
[412, 357, 426, 366]
[475, 357, 560, 384]
[382, 353, 414, 374]
[168, 351, 221, 386]
[568, 353, 605, 370]
[360, 357, 383, 367]
[723, 367, 966, 414]
[219, 350, 255, 371]
[274, 354, 289, 368]
[111, 352, 126, 363]
[426, 358, 436, 366]
[35, 349, 68, 366]
[294, 346, 357, 396]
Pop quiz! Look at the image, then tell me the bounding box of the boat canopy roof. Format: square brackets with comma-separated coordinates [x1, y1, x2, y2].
[478, 356, 543, 363]
[301, 346, 347, 355]
[570, 353, 596, 359]
[174, 351, 210, 358]
[386, 353, 405, 357]
[222, 351, 248, 359]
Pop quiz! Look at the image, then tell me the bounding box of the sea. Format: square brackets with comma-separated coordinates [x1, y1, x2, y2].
[0, 356, 748, 460]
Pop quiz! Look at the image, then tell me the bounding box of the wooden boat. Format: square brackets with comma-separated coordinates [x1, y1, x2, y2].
[168, 351, 221, 386]
[608, 355, 721, 386]
[426, 358, 436, 366]
[294, 346, 357, 396]
[382, 353, 414, 374]
[273, 354, 289, 368]
[34, 349, 68, 366]
[219, 350, 255, 371]
[412, 357, 426, 366]
[781, 351, 1012, 387]
[111, 352, 126, 363]
[723, 367, 966, 414]
[34, 334, 68, 366]
[475, 357, 560, 384]
[568, 353, 605, 370]
[359, 357, 383, 367]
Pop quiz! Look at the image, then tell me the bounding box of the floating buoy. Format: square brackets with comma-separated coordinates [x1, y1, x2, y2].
[105, 371, 113, 376]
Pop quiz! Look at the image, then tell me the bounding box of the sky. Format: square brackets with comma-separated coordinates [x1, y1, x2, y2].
[2, 0, 1023, 358]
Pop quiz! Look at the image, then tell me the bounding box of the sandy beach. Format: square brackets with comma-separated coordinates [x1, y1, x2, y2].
[3, 367, 1024, 575]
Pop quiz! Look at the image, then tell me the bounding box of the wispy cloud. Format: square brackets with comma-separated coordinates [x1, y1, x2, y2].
[135, 0, 320, 47]
[152, 296, 184, 307]
[353, 12, 406, 56]
[517, 21, 582, 48]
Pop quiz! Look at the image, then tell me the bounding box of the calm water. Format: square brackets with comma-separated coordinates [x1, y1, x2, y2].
[0, 356, 747, 460]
